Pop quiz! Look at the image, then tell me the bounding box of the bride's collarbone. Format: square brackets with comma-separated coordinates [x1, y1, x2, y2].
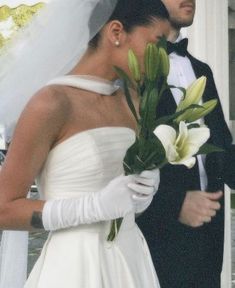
[68, 93, 129, 118]
[64, 106, 136, 135]
[59, 87, 136, 129]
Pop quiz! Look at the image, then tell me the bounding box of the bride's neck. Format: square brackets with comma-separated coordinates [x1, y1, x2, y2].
[70, 49, 116, 81]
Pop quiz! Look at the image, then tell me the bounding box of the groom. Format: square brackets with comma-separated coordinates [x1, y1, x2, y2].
[137, 0, 235, 287]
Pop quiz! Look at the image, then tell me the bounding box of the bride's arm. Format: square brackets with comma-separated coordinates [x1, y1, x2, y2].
[0, 86, 70, 231]
[0, 85, 158, 233]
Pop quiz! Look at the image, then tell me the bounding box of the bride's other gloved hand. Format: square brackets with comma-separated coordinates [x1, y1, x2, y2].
[42, 175, 136, 231]
[128, 169, 160, 214]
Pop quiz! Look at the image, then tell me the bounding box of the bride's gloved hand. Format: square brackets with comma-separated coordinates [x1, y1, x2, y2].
[42, 175, 136, 231]
[128, 169, 160, 214]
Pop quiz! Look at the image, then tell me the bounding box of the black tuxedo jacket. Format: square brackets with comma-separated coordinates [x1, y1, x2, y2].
[137, 52, 235, 288]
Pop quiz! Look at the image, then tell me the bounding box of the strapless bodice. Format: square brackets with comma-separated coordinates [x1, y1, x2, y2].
[25, 76, 160, 288]
[36, 127, 135, 200]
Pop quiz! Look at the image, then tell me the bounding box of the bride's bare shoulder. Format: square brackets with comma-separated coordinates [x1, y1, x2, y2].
[23, 84, 72, 121]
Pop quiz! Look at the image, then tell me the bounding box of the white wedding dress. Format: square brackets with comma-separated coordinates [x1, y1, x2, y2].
[24, 76, 160, 288]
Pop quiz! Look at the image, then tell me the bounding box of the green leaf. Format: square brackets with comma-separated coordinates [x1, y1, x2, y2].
[157, 36, 167, 50]
[168, 85, 186, 98]
[155, 104, 203, 126]
[197, 143, 224, 155]
[187, 123, 201, 129]
[107, 218, 123, 241]
[123, 80, 139, 123]
[138, 133, 166, 167]
[123, 140, 139, 175]
[146, 88, 160, 130]
[113, 66, 139, 124]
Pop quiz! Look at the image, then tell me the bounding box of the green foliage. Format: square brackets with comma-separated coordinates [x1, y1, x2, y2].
[121, 42, 170, 175]
[197, 143, 224, 155]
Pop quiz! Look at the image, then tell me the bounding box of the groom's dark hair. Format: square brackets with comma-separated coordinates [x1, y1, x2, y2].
[89, 0, 169, 48]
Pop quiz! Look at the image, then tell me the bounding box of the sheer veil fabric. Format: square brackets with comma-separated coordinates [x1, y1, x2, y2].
[0, 0, 117, 287]
[0, 0, 117, 141]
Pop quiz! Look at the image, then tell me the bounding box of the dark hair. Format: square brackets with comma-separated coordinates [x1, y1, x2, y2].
[89, 0, 169, 48]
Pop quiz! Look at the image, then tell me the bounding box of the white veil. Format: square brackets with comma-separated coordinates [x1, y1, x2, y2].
[0, 0, 117, 140]
[0, 0, 117, 287]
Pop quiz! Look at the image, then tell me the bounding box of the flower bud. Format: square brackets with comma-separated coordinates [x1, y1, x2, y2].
[177, 76, 207, 112]
[186, 99, 218, 123]
[128, 49, 141, 82]
[144, 43, 159, 81]
[159, 47, 169, 77]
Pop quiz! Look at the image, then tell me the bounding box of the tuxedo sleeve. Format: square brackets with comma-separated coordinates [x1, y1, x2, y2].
[224, 145, 235, 189]
[204, 65, 235, 189]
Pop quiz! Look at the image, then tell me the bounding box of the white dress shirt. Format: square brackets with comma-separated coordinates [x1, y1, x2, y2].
[168, 35, 208, 191]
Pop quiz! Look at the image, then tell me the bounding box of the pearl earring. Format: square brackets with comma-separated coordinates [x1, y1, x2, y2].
[115, 40, 120, 47]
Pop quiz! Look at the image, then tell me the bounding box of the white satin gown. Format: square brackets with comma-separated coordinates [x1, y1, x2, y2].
[24, 76, 160, 288]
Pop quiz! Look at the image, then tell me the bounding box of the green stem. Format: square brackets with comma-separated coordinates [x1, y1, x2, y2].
[107, 218, 123, 241]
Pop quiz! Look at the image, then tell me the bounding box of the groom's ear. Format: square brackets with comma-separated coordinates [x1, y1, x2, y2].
[106, 20, 126, 46]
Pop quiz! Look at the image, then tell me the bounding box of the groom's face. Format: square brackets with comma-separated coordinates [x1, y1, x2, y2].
[162, 0, 196, 29]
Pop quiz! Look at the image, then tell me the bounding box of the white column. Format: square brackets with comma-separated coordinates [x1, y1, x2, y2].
[183, 1, 231, 287]
[185, 0, 229, 119]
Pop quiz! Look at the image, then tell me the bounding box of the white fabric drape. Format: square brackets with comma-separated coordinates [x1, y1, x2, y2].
[0, 231, 29, 288]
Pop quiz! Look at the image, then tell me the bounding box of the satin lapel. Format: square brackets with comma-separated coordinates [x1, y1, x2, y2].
[158, 53, 207, 118]
[186, 53, 202, 77]
[186, 53, 215, 129]
[186, 53, 210, 102]
[186, 53, 224, 190]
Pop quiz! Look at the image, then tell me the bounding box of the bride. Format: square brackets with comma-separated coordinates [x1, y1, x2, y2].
[0, 0, 169, 287]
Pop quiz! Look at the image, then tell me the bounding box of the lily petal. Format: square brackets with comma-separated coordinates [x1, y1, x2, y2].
[180, 143, 201, 158]
[171, 156, 196, 168]
[187, 126, 210, 148]
[167, 145, 179, 162]
[154, 125, 176, 152]
[175, 121, 188, 149]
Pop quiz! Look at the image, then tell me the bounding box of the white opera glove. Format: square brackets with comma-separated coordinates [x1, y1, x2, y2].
[42, 175, 134, 231]
[128, 169, 160, 214]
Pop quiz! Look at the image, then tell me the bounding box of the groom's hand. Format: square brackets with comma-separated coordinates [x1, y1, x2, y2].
[178, 190, 223, 227]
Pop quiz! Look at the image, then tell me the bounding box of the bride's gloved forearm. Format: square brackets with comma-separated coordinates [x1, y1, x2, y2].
[42, 175, 135, 231]
[42, 170, 160, 231]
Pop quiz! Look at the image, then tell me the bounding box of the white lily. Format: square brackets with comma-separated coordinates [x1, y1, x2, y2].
[175, 76, 207, 123]
[154, 121, 210, 168]
[176, 76, 207, 112]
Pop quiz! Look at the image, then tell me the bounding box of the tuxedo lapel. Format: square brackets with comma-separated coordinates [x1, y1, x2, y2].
[159, 53, 210, 119]
[186, 53, 203, 78]
[187, 53, 211, 102]
[187, 53, 228, 191]
[157, 86, 177, 118]
[159, 52, 221, 147]
[187, 53, 217, 136]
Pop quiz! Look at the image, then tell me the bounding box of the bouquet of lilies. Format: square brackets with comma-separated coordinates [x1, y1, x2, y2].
[107, 40, 222, 241]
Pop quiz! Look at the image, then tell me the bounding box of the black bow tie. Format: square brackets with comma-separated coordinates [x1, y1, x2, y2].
[167, 38, 188, 56]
